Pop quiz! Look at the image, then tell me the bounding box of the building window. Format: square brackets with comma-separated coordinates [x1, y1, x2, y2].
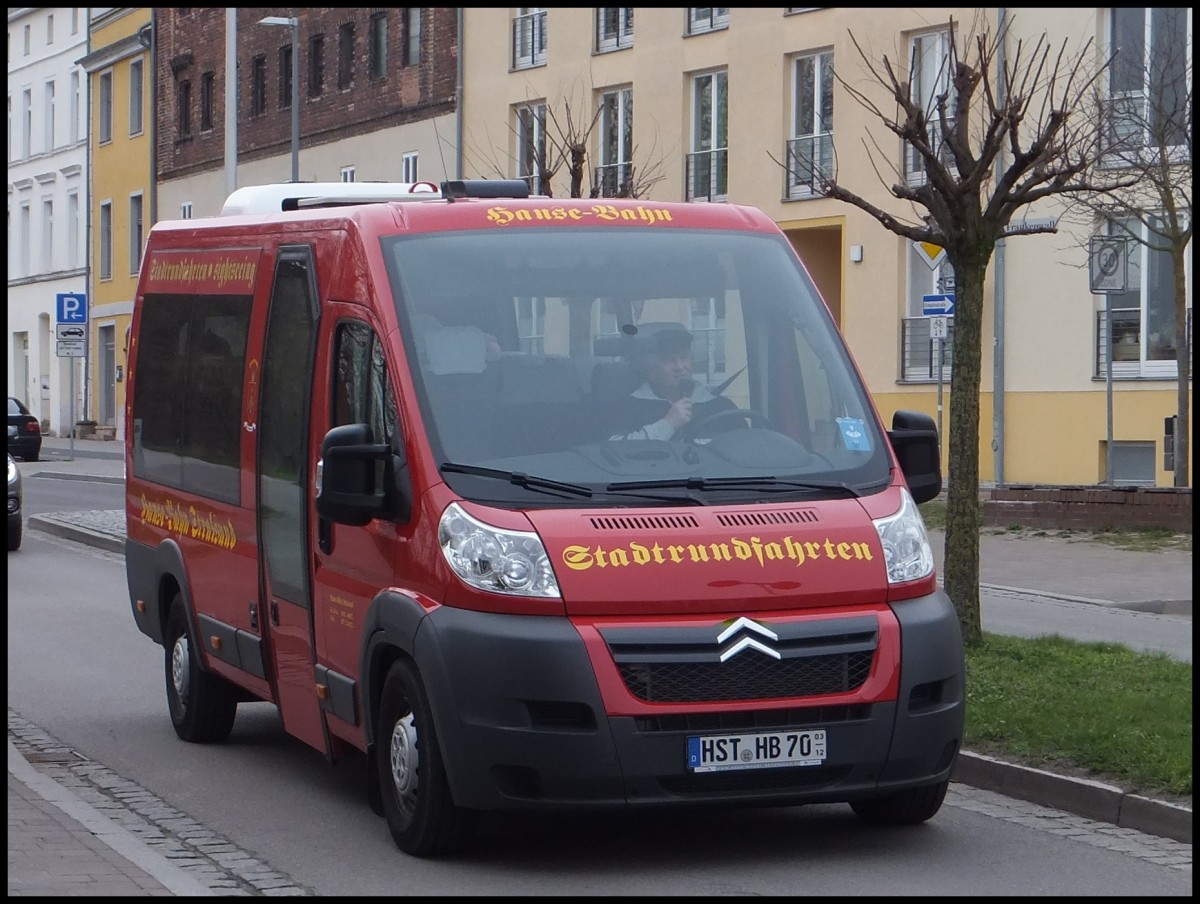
[24, 23, 30, 55]
[1106, 7, 1190, 159]
[369, 12, 388, 79]
[309, 34, 325, 97]
[20, 204, 31, 277]
[22, 88, 32, 156]
[250, 55, 267, 116]
[180, 201, 193, 219]
[338, 22, 355, 89]
[687, 70, 728, 201]
[1100, 216, 1189, 377]
[906, 29, 954, 182]
[516, 102, 547, 193]
[44, 80, 56, 151]
[99, 201, 113, 280]
[200, 71, 215, 130]
[787, 50, 834, 198]
[47, 13, 54, 44]
[687, 8, 729, 35]
[517, 297, 546, 354]
[341, 165, 356, 182]
[177, 79, 192, 137]
[129, 59, 144, 135]
[513, 8, 547, 70]
[71, 8, 79, 35]
[41, 198, 54, 273]
[404, 8, 421, 67]
[402, 152, 418, 182]
[277, 46, 293, 109]
[595, 87, 633, 197]
[596, 8, 633, 53]
[129, 193, 144, 274]
[67, 191, 79, 268]
[100, 72, 115, 143]
[901, 242, 956, 381]
[71, 70, 81, 143]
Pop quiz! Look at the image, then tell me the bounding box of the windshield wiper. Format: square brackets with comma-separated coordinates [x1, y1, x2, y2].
[440, 463, 593, 498]
[605, 476, 860, 497]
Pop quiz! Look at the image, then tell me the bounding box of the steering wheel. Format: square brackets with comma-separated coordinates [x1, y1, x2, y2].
[679, 407, 775, 442]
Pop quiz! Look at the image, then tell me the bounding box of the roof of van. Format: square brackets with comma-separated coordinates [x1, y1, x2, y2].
[220, 181, 441, 215]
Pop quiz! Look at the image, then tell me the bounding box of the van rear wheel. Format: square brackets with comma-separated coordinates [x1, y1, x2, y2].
[850, 778, 949, 825]
[376, 658, 475, 857]
[164, 592, 237, 743]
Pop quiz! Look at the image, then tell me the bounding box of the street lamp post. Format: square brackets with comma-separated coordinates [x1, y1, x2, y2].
[259, 16, 300, 183]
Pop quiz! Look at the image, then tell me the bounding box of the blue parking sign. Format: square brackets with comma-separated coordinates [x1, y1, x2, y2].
[57, 292, 88, 323]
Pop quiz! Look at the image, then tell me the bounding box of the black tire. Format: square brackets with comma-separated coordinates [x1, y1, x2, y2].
[850, 778, 949, 826]
[25, 451, 39, 463]
[164, 592, 238, 743]
[7, 519, 21, 551]
[376, 658, 475, 857]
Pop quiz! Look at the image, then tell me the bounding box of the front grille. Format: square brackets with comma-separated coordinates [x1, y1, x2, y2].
[636, 703, 871, 733]
[618, 650, 874, 703]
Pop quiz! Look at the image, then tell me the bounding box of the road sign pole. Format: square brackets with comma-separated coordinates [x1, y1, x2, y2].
[1105, 295, 1114, 486]
[937, 337, 945, 442]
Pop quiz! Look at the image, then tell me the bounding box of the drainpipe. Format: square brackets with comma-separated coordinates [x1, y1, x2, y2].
[992, 7, 1007, 487]
[455, 8, 464, 179]
[225, 10, 238, 197]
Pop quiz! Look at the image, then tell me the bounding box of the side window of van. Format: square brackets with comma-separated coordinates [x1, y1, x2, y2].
[333, 320, 398, 448]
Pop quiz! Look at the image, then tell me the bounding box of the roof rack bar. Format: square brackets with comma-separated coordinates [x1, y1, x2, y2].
[440, 179, 531, 201]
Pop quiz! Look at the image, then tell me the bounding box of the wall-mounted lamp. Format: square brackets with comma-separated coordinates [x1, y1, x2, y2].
[849, 245, 864, 263]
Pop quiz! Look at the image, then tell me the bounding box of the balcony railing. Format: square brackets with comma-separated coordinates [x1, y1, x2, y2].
[512, 10, 547, 70]
[685, 149, 728, 202]
[900, 316, 954, 382]
[594, 162, 633, 198]
[785, 134, 833, 198]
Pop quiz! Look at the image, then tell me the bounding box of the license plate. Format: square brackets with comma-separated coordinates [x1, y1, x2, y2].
[687, 729, 827, 773]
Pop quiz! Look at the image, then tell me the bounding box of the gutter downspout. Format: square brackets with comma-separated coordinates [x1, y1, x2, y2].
[992, 7, 1007, 487]
[455, 8, 464, 179]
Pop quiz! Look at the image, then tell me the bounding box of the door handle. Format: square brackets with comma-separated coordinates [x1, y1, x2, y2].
[270, 600, 280, 626]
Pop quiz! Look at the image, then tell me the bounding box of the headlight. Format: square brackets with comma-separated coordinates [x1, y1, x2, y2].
[873, 487, 934, 584]
[7, 455, 16, 485]
[438, 502, 561, 598]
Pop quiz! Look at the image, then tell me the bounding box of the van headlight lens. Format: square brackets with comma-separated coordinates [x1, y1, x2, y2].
[438, 502, 561, 598]
[873, 488, 934, 584]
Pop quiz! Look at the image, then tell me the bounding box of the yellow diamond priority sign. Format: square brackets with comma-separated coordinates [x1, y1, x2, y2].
[914, 241, 946, 270]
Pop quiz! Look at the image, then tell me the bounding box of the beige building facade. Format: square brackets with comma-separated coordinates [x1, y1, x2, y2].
[459, 7, 1191, 488]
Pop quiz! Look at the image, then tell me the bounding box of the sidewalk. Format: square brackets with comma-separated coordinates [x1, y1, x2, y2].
[8, 436, 1193, 894]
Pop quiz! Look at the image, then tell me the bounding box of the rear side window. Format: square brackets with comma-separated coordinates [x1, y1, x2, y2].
[131, 293, 251, 503]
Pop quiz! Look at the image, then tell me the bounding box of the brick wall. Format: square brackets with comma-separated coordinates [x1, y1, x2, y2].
[984, 486, 1193, 533]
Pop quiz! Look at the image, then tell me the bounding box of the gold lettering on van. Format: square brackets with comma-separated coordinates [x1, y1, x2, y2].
[328, 595, 356, 629]
[560, 535, 874, 572]
[486, 205, 673, 227]
[135, 494, 237, 550]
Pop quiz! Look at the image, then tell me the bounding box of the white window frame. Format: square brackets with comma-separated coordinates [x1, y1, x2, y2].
[513, 8, 547, 70]
[689, 69, 728, 201]
[129, 58, 144, 136]
[516, 101, 547, 190]
[70, 70, 81, 144]
[788, 50, 834, 198]
[22, 88, 32, 157]
[47, 13, 54, 44]
[180, 201, 193, 220]
[516, 297, 546, 354]
[99, 70, 113, 144]
[596, 8, 633, 53]
[687, 8, 729, 35]
[402, 152, 419, 183]
[41, 197, 54, 273]
[596, 87, 632, 197]
[44, 79, 55, 152]
[340, 165, 357, 183]
[129, 193, 144, 274]
[67, 191, 80, 267]
[99, 200, 113, 280]
[906, 29, 954, 183]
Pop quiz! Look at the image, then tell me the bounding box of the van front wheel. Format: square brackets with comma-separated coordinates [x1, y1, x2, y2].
[164, 593, 237, 743]
[850, 778, 949, 826]
[376, 658, 475, 857]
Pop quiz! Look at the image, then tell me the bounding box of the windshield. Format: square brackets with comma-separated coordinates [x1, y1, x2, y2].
[383, 226, 890, 505]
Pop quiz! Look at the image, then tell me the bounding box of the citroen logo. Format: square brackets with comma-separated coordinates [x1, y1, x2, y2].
[717, 616, 781, 662]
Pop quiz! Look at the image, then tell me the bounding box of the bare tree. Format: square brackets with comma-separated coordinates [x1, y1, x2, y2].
[1061, 7, 1192, 485]
[812, 15, 1137, 643]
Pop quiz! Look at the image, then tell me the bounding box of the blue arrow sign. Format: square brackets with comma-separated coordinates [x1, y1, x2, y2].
[922, 293, 956, 316]
[57, 292, 88, 323]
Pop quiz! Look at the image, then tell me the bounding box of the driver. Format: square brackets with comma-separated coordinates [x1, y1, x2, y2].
[607, 326, 735, 440]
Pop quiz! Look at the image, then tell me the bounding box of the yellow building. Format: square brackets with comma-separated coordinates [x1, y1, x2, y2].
[459, 8, 1191, 488]
[78, 7, 152, 441]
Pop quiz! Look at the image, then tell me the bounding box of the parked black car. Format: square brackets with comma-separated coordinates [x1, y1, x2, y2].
[7, 396, 42, 462]
[8, 453, 22, 551]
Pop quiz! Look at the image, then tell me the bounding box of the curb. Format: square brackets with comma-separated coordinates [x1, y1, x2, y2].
[954, 750, 1191, 844]
[27, 514, 125, 554]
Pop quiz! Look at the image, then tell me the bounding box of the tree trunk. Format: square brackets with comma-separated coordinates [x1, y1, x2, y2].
[943, 256, 985, 644]
[1172, 246, 1190, 487]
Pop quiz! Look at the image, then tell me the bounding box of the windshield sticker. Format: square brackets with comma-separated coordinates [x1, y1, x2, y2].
[561, 535, 874, 573]
[836, 417, 872, 452]
[135, 494, 237, 550]
[487, 204, 673, 226]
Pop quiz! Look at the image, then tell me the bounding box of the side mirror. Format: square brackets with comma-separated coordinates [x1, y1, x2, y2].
[316, 423, 392, 526]
[887, 410, 941, 505]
